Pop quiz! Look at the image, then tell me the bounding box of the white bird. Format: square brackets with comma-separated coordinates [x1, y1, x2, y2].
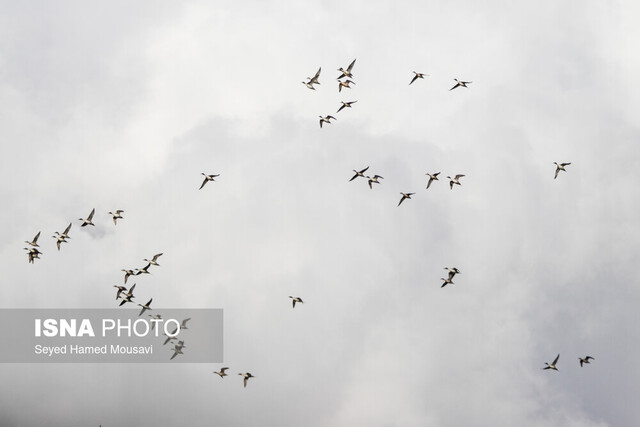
[367, 175, 383, 189]
[449, 79, 472, 91]
[79, 208, 95, 227]
[57, 223, 72, 240]
[214, 367, 230, 378]
[426, 172, 440, 189]
[447, 174, 465, 190]
[543, 354, 560, 371]
[113, 285, 127, 300]
[349, 166, 369, 182]
[440, 277, 454, 288]
[337, 59, 356, 80]
[170, 341, 186, 360]
[554, 162, 571, 179]
[108, 210, 124, 225]
[121, 269, 135, 284]
[579, 356, 594, 367]
[25, 232, 41, 247]
[138, 298, 153, 317]
[398, 192, 415, 207]
[199, 173, 220, 190]
[289, 296, 304, 308]
[52, 234, 68, 251]
[118, 283, 136, 305]
[238, 372, 255, 388]
[143, 253, 163, 266]
[319, 115, 336, 128]
[337, 100, 357, 113]
[409, 71, 429, 85]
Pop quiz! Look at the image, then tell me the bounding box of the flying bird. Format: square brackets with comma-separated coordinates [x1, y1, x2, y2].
[426, 172, 440, 189]
[449, 79, 472, 91]
[108, 210, 124, 225]
[409, 71, 428, 85]
[349, 166, 369, 182]
[398, 192, 415, 207]
[336, 100, 357, 113]
[543, 354, 560, 371]
[444, 267, 461, 280]
[238, 372, 255, 388]
[25, 232, 41, 247]
[134, 263, 152, 276]
[214, 367, 230, 378]
[367, 175, 383, 189]
[52, 234, 68, 251]
[440, 277, 454, 288]
[79, 208, 95, 227]
[319, 115, 336, 128]
[307, 67, 321, 85]
[554, 162, 571, 179]
[180, 318, 191, 330]
[143, 253, 163, 266]
[121, 269, 135, 284]
[113, 285, 127, 300]
[138, 298, 153, 317]
[199, 173, 220, 190]
[337, 58, 356, 80]
[579, 356, 595, 367]
[289, 296, 304, 308]
[338, 79, 355, 92]
[447, 175, 465, 190]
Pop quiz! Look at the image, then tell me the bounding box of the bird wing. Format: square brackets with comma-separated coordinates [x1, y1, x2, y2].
[553, 354, 560, 365]
[455, 175, 465, 180]
[561, 163, 571, 166]
[182, 318, 191, 328]
[554, 168, 560, 179]
[56, 240, 61, 251]
[337, 104, 346, 113]
[409, 75, 418, 85]
[313, 67, 321, 80]
[33, 232, 41, 243]
[359, 166, 370, 174]
[398, 196, 405, 206]
[87, 208, 95, 220]
[347, 59, 356, 72]
[199, 177, 209, 189]
[427, 177, 433, 189]
[449, 82, 461, 91]
[63, 223, 72, 234]
[450, 181, 454, 189]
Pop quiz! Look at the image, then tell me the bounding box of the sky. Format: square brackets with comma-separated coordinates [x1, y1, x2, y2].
[1, 0, 639, 425]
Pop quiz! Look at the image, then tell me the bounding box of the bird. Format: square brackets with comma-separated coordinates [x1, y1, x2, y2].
[121, 269, 135, 284]
[143, 253, 163, 266]
[319, 115, 336, 128]
[444, 267, 461, 280]
[449, 79, 472, 91]
[138, 298, 153, 317]
[52, 234, 68, 251]
[409, 71, 428, 85]
[307, 67, 321, 85]
[170, 341, 186, 360]
[338, 79, 355, 92]
[579, 356, 595, 367]
[447, 175, 465, 189]
[108, 210, 124, 225]
[57, 223, 72, 240]
[543, 354, 560, 371]
[118, 293, 135, 306]
[113, 285, 127, 300]
[134, 263, 152, 275]
[440, 277, 454, 288]
[426, 172, 440, 189]
[24, 247, 41, 264]
[554, 162, 571, 179]
[149, 314, 162, 329]
[337, 100, 357, 113]
[289, 296, 303, 308]
[349, 166, 369, 182]
[25, 232, 41, 247]
[337, 59, 356, 80]
[79, 208, 95, 227]
[163, 328, 179, 345]
[199, 173, 220, 190]
[367, 175, 383, 189]
[302, 80, 315, 90]
[213, 367, 230, 378]
[180, 318, 191, 330]
[398, 192, 415, 207]
[238, 372, 255, 388]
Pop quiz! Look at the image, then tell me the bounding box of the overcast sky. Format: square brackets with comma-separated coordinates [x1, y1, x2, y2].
[1, 1, 639, 425]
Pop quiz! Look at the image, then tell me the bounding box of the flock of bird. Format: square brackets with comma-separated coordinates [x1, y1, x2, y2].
[22, 57, 584, 391]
